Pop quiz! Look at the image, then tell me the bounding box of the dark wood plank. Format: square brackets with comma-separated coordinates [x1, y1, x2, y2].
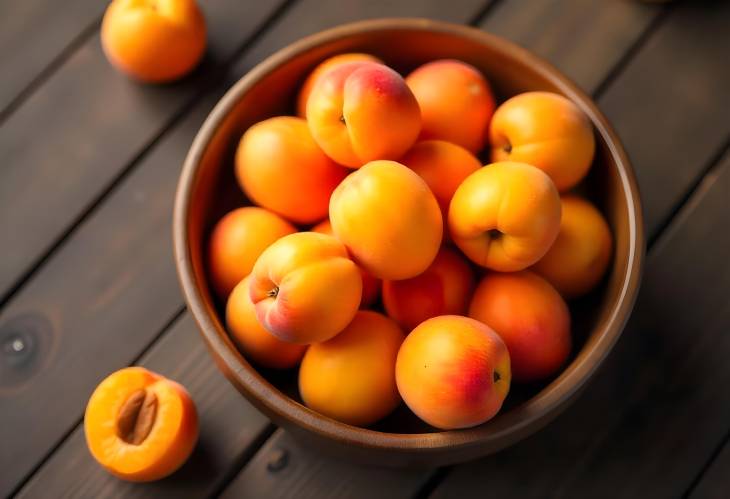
[479, 0, 659, 92]
[220, 429, 428, 499]
[430, 152, 730, 498]
[15, 313, 271, 499]
[690, 437, 730, 499]
[0, 0, 288, 302]
[0, 0, 103, 115]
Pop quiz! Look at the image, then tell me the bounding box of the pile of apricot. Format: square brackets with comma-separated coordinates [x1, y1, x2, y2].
[211, 54, 612, 431]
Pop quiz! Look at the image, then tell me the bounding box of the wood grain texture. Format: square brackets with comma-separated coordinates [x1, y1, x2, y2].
[0, 0, 288, 302]
[479, 0, 660, 92]
[15, 314, 271, 499]
[430, 154, 730, 499]
[219, 429, 429, 499]
[690, 436, 730, 499]
[0, 0, 103, 115]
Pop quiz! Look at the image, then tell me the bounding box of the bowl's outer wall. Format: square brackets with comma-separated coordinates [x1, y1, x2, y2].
[174, 19, 644, 467]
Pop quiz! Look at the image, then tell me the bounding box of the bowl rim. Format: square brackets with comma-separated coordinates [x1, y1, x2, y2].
[174, 17, 645, 453]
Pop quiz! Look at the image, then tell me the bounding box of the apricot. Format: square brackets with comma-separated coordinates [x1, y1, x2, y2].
[299, 311, 404, 426]
[399, 140, 481, 221]
[208, 207, 296, 299]
[296, 53, 383, 118]
[307, 62, 421, 167]
[249, 232, 362, 344]
[101, 0, 206, 83]
[235, 116, 347, 224]
[405, 59, 495, 153]
[489, 91, 595, 191]
[329, 160, 442, 280]
[469, 271, 571, 382]
[226, 277, 307, 369]
[382, 247, 475, 332]
[533, 195, 613, 298]
[311, 219, 380, 307]
[85, 367, 198, 481]
[396, 315, 510, 430]
[449, 161, 561, 272]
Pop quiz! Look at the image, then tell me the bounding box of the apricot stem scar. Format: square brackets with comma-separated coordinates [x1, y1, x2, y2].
[339, 115, 346, 124]
[117, 389, 158, 445]
[503, 142, 512, 154]
[488, 229, 503, 240]
[267, 286, 279, 298]
[493, 371, 501, 383]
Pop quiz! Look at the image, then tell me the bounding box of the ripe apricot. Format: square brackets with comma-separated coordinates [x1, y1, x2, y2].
[85, 367, 198, 481]
[101, 0, 206, 83]
[382, 247, 475, 332]
[449, 161, 561, 271]
[249, 232, 362, 344]
[396, 315, 510, 429]
[235, 116, 347, 224]
[469, 271, 571, 382]
[299, 311, 404, 426]
[226, 277, 307, 369]
[208, 207, 296, 299]
[307, 62, 421, 167]
[489, 91, 595, 191]
[406, 59, 495, 153]
[533, 195, 613, 298]
[311, 219, 380, 307]
[329, 160, 442, 280]
[296, 53, 383, 118]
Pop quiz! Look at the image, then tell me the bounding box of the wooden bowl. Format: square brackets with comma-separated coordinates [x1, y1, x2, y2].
[174, 18, 644, 467]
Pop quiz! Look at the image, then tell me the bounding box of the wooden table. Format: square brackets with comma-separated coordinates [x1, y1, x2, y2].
[1, 0, 728, 497]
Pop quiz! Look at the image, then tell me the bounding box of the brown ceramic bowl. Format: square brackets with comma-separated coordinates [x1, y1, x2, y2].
[174, 18, 644, 467]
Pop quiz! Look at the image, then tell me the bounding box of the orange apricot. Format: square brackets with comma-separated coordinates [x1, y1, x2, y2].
[382, 247, 475, 332]
[235, 116, 347, 224]
[469, 271, 571, 382]
[85, 367, 198, 481]
[406, 59, 495, 153]
[208, 207, 296, 299]
[101, 0, 206, 83]
[299, 311, 404, 426]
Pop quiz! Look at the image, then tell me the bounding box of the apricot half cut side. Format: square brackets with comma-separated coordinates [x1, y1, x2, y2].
[84, 367, 199, 482]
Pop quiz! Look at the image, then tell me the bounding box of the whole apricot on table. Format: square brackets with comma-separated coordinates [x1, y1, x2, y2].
[532, 195, 613, 298]
[307, 62, 421, 167]
[249, 232, 362, 344]
[449, 161, 561, 271]
[329, 160, 443, 280]
[85, 367, 198, 481]
[396, 315, 510, 430]
[299, 311, 404, 426]
[208, 207, 296, 299]
[406, 59, 496, 153]
[489, 91, 595, 191]
[235, 116, 347, 224]
[383, 247, 475, 332]
[101, 0, 206, 83]
[226, 276, 307, 369]
[296, 53, 383, 118]
[312, 219, 380, 307]
[469, 271, 571, 382]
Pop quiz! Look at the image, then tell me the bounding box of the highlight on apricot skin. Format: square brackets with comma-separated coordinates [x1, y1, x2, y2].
[84, 367, 198, 482]
[312, 219, 381, 307]
[297, 53, 383, 118]
[299, 311, 405, 426]
[395, 315, 511, 430]
[249, 232, 362, 344]
[208, 207, 296, 299]
[532, 195, 614, 298]
[382, 247, 475, 332]
[329, 160, 443, 280]
[406, 59, 496, 153]
[235, 116, 347, 224]
[101, 0, 207, 83]
[226, 277, 307, 369]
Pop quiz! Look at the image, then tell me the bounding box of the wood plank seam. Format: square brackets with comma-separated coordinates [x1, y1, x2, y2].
[684, 426, 730, 498]
[467, 0, 505, 26]
[0, 0, 301, 310]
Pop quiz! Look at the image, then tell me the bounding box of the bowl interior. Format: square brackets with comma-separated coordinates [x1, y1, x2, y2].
[177, 19, 642, 456]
